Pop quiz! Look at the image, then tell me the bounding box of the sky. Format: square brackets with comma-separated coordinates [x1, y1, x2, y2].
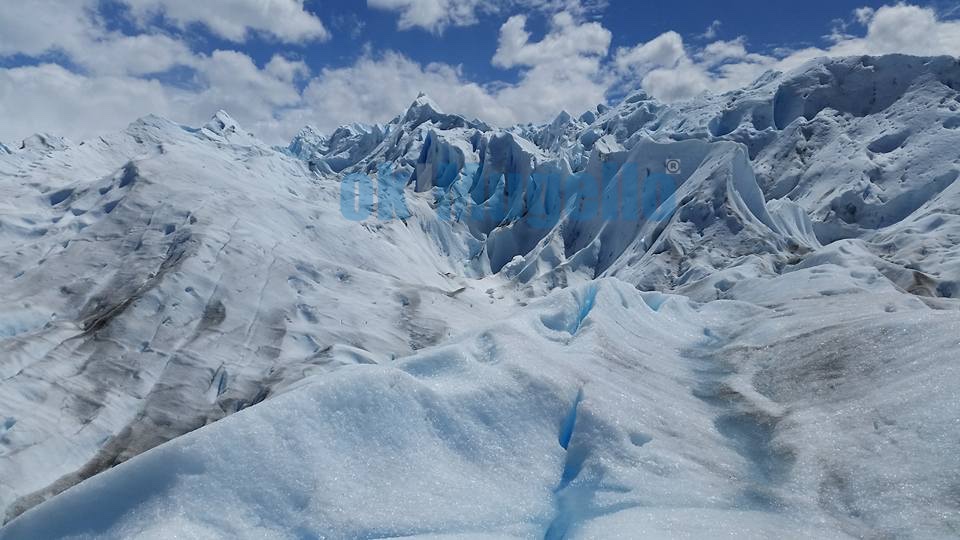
[1, 0, 960, 145]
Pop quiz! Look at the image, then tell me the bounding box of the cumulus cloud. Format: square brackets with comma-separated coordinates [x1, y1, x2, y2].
[70, 34, 196, 76]
[0, 0, 328, 64]
[1, 6, 615, 144]
[283, 51, 512, 129]
[699, 20, 722, 40]
[0, 64, 175, 143]
[283, 11, 613, 134]
[0, 0, 321, 78]
[615, 3, 960, 103]
[2, 2, 960, 146]
[121, 0, 330, 43]
[0, 1, 99, 57]
[366, 0, 491, 33]
[854, 7, 876, 25]
[612, 31, 769, 101]
[493, 12, 610, 68]
[488, 13, 611, 120]
[0, 0, 323, 143]
[0, 3, 194, 81]
[0, 53, 310, 144]
[823, 3, 960, 57]
[368, 0, 607, 34]
[265, 56, 312, 83]
[613, 31, 686, 73]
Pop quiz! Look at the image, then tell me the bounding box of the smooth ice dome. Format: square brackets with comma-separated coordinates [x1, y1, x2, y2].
[1, 54, 959, 539]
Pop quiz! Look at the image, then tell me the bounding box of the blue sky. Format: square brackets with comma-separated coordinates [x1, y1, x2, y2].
[1, 1, 959, 144]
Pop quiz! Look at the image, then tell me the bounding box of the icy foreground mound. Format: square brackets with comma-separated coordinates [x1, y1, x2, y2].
[1, 54, 960, 538]
[2, 279, 958, 539]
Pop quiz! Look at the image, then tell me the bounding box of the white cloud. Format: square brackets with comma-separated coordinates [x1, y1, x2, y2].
[283, 14, 612, 134]
[0, 7, 616, 145]
[639, 64, 713, 102]
[0, 0, 198, 104]
[282, 3, 960, 132]
[286, 51, 513, 129]
[252, 11, 613, 137]
[495, 57, 609, 122]
[0, 0, 325, 144]
[121, 0, 330, 43]
[700, 19, 721, 40]
[614, 31, 685, 72]
[0, 1, 294, 79]
[840, 3, 960, 56]
[368, 0, 607, 34]
[366, 0, 489, 33]
[2, 2, 960, 148]
[490, 12, 611, 120]
[698, 38, 750, 65]
[493, 12, 610, 68]
[0, 50, 310, 145]
[613, 31, 757, 101]
[615, 33, 771, 101]
[70, 34, 196, 76]
[0, 64, 175, 143]
[0, 0, 99, 57]
[0, 0, 329, 66]
[764, 4, 960, 73]
[615, 3, 960, 103]
[855, 7, 876, 25]
[265, 55, 311, 83]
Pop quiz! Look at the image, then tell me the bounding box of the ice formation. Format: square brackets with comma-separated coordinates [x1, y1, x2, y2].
[1, 54, 959, 538]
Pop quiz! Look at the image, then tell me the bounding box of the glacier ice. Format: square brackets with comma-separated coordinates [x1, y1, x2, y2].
[1, 54, 959, 539]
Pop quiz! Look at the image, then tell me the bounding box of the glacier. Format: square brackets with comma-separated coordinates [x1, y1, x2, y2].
[0, 54, 959, 539]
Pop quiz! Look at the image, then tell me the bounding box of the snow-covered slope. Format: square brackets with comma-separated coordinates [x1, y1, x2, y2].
[0, 111, 501, 522]
[2, 276, 957, 539]
[1, 54, 959, 538]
